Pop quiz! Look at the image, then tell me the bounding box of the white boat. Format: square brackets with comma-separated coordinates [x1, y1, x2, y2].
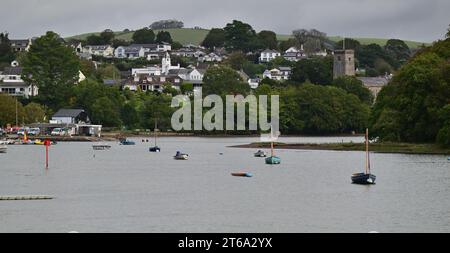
[174, 151, 188, 160]
[254, 150, 267, 157]
[92, 143, 111, 150]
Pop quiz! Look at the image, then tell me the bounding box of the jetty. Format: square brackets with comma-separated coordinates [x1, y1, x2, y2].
[0, 195, 53, 201]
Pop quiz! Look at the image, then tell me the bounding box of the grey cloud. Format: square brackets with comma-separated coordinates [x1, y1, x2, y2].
[1, 0, 448, 42]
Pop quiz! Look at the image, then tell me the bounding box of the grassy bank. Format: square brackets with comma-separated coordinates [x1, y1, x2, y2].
[230, 142, 450, 155]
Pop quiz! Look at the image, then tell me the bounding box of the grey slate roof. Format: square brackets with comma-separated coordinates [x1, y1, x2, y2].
[279, 66, 292, 71]
[357, 77, 390, 87]
[53, 109, 85, 118]
[2, 67, 22, 75]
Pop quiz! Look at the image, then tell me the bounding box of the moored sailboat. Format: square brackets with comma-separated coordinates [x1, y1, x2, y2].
[351, 128, 376, 185]
[265, 127, 281, 164]
[149, 119, 161, 152]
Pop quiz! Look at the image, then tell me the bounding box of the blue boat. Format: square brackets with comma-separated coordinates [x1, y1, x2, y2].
[119, 138, 135, 145]
[265, 156, 281, 164]
[447, 156, 450, 161]
[265, 139, 281, 164]
[351, 128, 376, 185]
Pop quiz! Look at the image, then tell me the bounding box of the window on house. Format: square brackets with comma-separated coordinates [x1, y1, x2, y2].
[337, 56, 341, 61]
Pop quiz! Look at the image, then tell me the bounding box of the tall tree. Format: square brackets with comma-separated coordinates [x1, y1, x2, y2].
[132, 28, 155, 44]
[86, 34, 104, 45]
[223, 20, 259, 52]
[100, 29, 115, 44]
[279, 38, 298, 52]
[258, 30, 278, 50]
[201, 28, 226, 50]
[0, 94, 24, 126]
[331, 76, 374, 104]
[0, 32, 14, 64]
[23, 102, 46, 123]
[155, 31, 173, 44]
[202, 65, 250, 96]
[22, 31, 80, 110]
[370, 37, 450, 143]
[292, 28, 327, 53]
[335, 38, 361, 50]
[384, 39, 411, 64]
[291, 56, 333, 85]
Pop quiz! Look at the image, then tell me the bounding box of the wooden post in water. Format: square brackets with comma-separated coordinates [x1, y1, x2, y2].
[44, 139, 51, 169]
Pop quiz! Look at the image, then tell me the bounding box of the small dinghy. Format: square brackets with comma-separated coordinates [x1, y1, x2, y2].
[231, 172, 253, 177]
[351, 128, 376, 185]
[119, 138, 135, 145]
[265, 156, 281, 164]
[92, 144, 111, 150]
[351, 172, 376, 184]
[254, 150, 267, 157]
[174, 151, 188, 160]
[447, 156, 450, 161]
[149, 146, 161, 152]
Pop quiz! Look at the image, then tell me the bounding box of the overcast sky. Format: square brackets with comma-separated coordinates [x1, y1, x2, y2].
[1, 0, 449, 42]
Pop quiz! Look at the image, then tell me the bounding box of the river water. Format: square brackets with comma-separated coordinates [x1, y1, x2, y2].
[0, 137, 449, 232]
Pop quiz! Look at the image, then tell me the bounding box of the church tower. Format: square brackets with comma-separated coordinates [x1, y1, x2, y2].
[161, 52, 171, 75]
[333, 49, 355, 78]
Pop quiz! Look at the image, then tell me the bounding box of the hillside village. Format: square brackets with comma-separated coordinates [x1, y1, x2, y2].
[0, 19, 425, 137]
[1, 34, 391, 99]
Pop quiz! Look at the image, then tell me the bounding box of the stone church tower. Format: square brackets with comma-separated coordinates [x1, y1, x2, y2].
[333, 49, 355, 78]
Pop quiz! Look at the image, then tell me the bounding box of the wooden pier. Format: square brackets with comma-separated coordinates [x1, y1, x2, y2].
[0, 195, 53, 201]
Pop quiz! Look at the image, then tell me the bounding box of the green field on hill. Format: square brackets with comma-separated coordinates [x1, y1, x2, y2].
[67, 28, 428, 48]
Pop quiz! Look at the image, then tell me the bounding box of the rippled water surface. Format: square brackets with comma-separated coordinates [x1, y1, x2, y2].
[0, 137, 449, 232]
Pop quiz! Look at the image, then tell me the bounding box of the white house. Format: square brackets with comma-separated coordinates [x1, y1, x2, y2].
[198, 52, 223, 62]
[187, 68, 205, 82]
[157, 42, 172, 52]
[259, 49, 281, 63]
[0, 62, 38, 98]
[248, 78, 260, 89]
[115, 46, 146, 59]
[10, 39, 32, 52]
[83, 45, 114, 57]
[262, 67, 291, 81]
[132, 66, 162, 77]
[283, 46, 307, 61]
[51, 109, 90, 124]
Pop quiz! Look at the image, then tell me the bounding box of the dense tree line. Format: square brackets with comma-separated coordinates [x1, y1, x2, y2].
[150, 19, 184, 30]
[335, 38, 411, 76]
[370, 28, 450, 147]
[3, 25, 447, 147]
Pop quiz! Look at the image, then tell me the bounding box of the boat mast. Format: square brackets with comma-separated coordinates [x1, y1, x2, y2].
[154, 118, 157, 146]
[271, 141, 274, 157]
[365, 128, 369, 174]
